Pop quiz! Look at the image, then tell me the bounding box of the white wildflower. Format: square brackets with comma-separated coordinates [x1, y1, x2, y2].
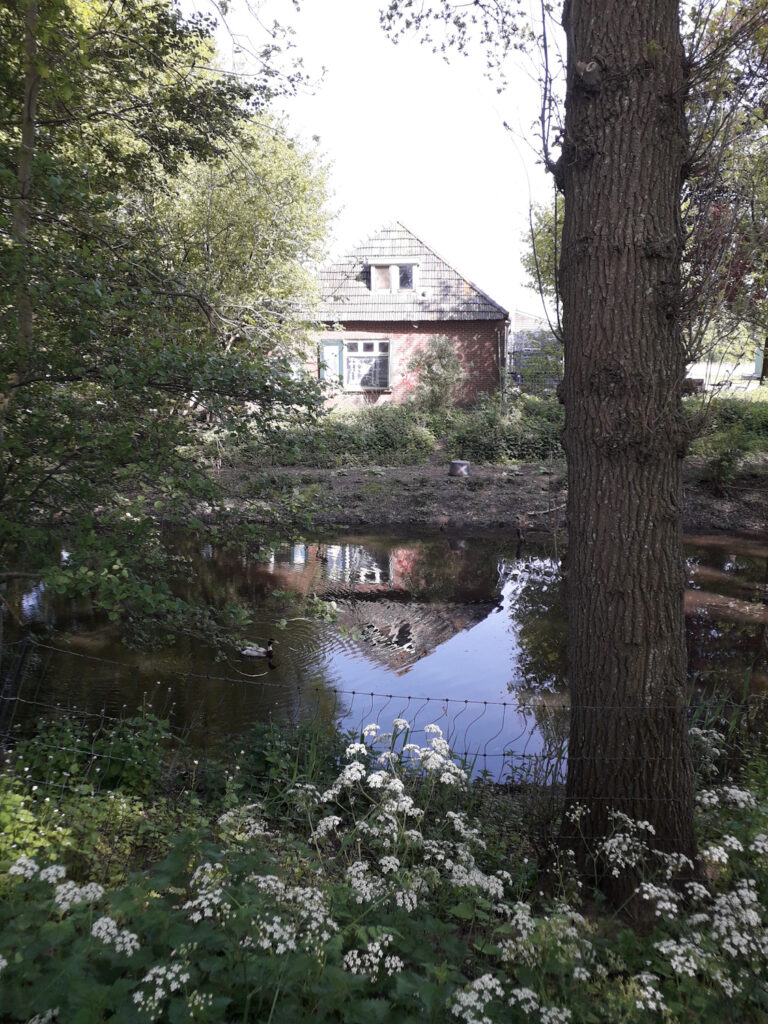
[750, 833, 768, 856]
[346, 861, 387, 904]
[9, 854, 39, 879]
[91, 916, 139, 956]
[655, 938, 707, 977]
[379, 856, 400, 874]
[721, 786, 756, 809]
[540, 1008, 572, 1024]
[343, 933, 401, 982]
[218, 804, 272, 840]
[310, 816, 342, 842]
[721, 835, 744, 852]
[54, 880, 105, 912]
[392, 718, 410, 732]
[632, 972, 667, 1013]
[508, 987, 540, 1013]
[362, 723, 381, 738]
[450, 973, 504, 1024]
[701, 843, 729, 865]
[696, 789, 720, 809]
[564, 803, 589, 824]
[637, 883, 680, 918]
[395, 888, 419, 911]
[39, 865, 66, 884]
[345, 742, 368, 759]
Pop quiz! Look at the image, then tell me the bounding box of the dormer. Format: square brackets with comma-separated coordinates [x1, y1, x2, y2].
[369, 257, 419, 293]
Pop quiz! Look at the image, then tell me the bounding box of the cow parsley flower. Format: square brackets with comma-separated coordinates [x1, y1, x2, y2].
[345, 742, 368, 759]
[310, 815, 342, 842]
[39, 865, 66, 884]
[450, 973, 504, 1024]
[9, 854, 39, 879]
[343, 933, 403, 981]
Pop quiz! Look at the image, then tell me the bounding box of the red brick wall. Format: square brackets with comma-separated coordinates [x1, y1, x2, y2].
[313, 320, 506, 409]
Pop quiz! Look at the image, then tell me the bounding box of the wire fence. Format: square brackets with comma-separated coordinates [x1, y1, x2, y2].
[2, 635, 764, 803]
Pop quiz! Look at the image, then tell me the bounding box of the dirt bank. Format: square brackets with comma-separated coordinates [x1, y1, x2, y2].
[220, 454, 768, 538]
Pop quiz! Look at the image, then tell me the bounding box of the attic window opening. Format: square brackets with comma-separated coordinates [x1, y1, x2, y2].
[371, 263, 416, 292]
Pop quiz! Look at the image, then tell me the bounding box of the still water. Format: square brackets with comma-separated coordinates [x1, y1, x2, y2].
[5, 530, 768, 777]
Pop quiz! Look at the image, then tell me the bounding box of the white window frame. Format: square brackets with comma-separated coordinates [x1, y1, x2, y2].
[320, 335, 391, 391]
[369, 258, 418, 293]
[344, 337, 391, 391]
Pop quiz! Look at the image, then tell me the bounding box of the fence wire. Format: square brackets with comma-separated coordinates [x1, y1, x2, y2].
[1, 637, 764, 823]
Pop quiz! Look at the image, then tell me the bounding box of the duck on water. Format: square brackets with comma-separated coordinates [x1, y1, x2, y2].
[240, 639, 278, 658]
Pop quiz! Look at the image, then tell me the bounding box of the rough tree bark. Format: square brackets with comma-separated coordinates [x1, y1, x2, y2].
[558, 0, 697, 880]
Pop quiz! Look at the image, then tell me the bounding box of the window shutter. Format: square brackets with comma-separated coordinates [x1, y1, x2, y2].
[320, 340, 343, 382]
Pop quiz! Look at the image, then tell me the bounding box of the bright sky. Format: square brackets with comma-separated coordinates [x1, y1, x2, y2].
[193, 0, 557, 316]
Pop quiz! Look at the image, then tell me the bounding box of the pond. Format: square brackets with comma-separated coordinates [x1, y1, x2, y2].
[3, 529, 767, 779]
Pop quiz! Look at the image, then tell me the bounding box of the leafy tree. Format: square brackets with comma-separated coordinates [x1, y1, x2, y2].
[378, 0, 768, 896]
[0, 0, 329, 647]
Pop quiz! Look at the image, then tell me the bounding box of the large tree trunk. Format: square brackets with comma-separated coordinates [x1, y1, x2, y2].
[558, 0, 696, 887]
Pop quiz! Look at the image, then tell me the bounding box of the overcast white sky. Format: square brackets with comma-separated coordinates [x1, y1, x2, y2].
[195, 0, 557, 316]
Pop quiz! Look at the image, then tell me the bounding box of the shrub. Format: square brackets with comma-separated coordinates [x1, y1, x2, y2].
[688, 395, 768, 488]
[447, 395, 564, 463]
[248, 403, 436, 468]
[406, 334, 466, 416]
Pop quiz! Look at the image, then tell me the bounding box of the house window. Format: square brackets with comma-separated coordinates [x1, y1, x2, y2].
[345, 340, 390, 390]
[370, 263, 417, 292]
[320, 338, 390, 390]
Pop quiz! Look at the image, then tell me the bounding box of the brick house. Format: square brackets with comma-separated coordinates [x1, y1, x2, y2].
[315, 223, 509, 407]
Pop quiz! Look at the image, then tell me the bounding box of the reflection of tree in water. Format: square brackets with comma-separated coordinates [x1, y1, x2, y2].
[506, 557, 567, 694]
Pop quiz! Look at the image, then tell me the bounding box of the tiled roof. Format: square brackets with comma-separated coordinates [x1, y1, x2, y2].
[318, 222, 509, 323]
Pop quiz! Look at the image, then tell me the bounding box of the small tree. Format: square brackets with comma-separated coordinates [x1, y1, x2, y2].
[406, 335, 465, 415]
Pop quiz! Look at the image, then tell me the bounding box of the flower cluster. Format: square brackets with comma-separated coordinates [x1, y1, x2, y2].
[54, 880, 105, 913]
[342, 932, 404, 981]
[246, 874, 338, 957]
[218, 802, 272, 841]
[182, 862, 230, 924]
[450, 973, 504, 1024]
[91, 915, 140, 956]
[133, 961, 191, 1017]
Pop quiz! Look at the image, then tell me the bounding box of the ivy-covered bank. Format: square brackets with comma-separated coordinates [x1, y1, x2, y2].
[1, 710, 767, 1022]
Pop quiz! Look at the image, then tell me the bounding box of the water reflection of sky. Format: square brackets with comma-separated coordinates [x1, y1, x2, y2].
[7, 530, 767, 781]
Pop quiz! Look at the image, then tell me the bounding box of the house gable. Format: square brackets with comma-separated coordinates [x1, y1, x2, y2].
[318, 222, 509, 324]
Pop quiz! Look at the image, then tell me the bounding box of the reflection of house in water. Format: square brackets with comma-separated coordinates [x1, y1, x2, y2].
[335, 597, 495, 670]
[268, 540, 497, 669]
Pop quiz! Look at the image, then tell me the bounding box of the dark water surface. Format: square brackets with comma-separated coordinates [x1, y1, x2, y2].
[5, 529, 767, 775]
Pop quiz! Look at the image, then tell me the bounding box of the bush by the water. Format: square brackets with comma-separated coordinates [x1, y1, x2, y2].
[2, 705, 768, 1021]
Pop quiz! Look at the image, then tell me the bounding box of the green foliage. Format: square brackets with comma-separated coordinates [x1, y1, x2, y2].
[520, 200, 562, 304]
[1, 713, 768, 1021]
[688, 395, 768, 488]
[449, 395, 563, 464]
[251, 403, 437, 468]
[0, 0, 330, 643]
[405, 334, 465, 417]
[244, 394, 565, 469]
